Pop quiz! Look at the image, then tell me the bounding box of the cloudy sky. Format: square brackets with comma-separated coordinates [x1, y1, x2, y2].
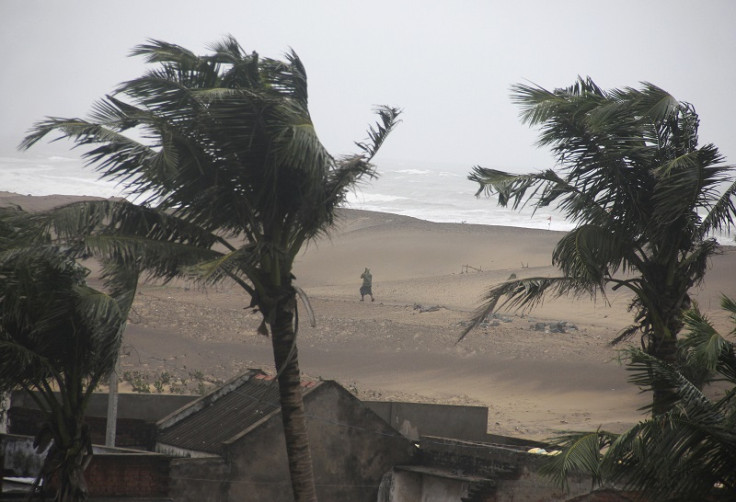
[2, 0, 735, 173]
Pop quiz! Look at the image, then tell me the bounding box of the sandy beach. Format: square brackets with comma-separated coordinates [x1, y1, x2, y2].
[4, 191, 736, 441]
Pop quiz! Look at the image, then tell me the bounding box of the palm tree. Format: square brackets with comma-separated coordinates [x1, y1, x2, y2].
[542, 296, 736, 501]
[464, 78, 736, 414]
[0, 207, 126, 501]
[20, 37, 400, 501]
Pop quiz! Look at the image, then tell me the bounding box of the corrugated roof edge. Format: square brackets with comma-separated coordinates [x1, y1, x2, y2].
[156, 369, 268, 431]
[221, 379, 326, 448]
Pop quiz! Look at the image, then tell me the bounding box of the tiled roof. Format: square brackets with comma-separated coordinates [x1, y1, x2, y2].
[156, 370, 319, 455]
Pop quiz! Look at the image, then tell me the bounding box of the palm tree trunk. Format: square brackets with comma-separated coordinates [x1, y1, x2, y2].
[269, 293, 318, 502]
[105, 361, 119, 447]
[43, 415, 92, 502]
[57, 447, 90, 502]
[650, 334, 679, 416]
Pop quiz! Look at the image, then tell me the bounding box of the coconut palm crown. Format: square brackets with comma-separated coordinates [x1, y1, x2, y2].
[464, 78, 736, 413]
[21, 37, 401, 501]
[0, 206, 126, 501]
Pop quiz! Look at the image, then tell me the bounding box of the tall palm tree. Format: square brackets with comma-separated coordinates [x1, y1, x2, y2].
[20, 37, 400, 501]
[0, 207, 126, 501]
[464, 78, 736, 414]
[542, 297, 736, 501]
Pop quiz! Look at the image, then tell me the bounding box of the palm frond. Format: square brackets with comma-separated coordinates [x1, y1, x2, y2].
[539, 429, 617, 490]
[184, 245, 259, 292]
[72, 284, 125, 374]
[626, 348, 713, 414]
[355, 106, 403, 162]
[294, 286, 316, 328]
[700, 172, 736, 237]
[552, 224, 632, 283]
[129, 39, 199, 66]
[680, 306, 730, 373]
[458, 276, 597, 342]
[0, 340, 55, 391]
[0, 245, 124, 391]
[546, 299, 736, 500]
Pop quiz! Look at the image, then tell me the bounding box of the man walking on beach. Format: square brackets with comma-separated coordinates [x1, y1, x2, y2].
[360, 267, 374, 302]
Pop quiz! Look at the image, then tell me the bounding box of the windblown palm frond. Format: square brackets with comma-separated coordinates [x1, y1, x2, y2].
[539, 429, 617, 491]
[552, 224, 633, 283]
[28, 199, 228, 285]
[679, 306, 730, 374]
[458, 275, 596, 342]
[544, 299, 736, 500]
[0, 243, 124, 392]
[20, 37, 401, 501]
[467, 77, 736, 413]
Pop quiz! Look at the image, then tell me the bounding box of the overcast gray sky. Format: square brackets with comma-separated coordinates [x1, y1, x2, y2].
[2, 0, 735, 173]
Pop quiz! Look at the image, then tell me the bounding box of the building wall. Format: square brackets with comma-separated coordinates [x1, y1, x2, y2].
[366, 401, 489, 442]
[422, 475, 468, 502]
[385, 469, 422, 502]
[220, 382, 418, 502]
[8, 407, 157, 450]
[2, 434, 171, 499]
[418, 436, 598, 502]
[10, 390, 197, 421]
[84, 453, 170, 497]
[168, 457, 229, 502]
[9, 391, 198, 450]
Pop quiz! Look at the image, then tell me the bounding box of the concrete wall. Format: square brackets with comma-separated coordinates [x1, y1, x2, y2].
[421, 475, 468, 502]
[381, 468, 471, 502]
[11, 390, 197, 421]
[9, 407, 158, 450]
[168, 457, 229, 502]
[366, 401, 489, 442]
[417, 436, 599, 502]
[214, 382, 417, 502]
[384, 469, 422, 502]
[9, 391, 197, 450]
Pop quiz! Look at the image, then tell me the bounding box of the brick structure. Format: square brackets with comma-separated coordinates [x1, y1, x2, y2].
[84, 452, 170, 498]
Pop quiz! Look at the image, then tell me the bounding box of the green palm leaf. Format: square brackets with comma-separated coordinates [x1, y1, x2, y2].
[458, 276, 596, 342]
[539, 429, 616, 490]
[544, 300, 736, 499]
[20, 37, 401, 500]
[468, 77, 736, 414]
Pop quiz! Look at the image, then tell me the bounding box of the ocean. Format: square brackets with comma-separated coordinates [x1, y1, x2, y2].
[0, 153, 573, 232]
[2, 154, 733, 244]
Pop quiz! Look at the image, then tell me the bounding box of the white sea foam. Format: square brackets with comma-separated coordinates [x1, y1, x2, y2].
[1, 154, 732, 243]
[395, 168, 431, 175]
[347, 192, 409, 203]
[0, 155, 124, 198]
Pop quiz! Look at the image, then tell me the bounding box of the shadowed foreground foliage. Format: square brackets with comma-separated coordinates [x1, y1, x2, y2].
[0, 207, 126, 501]
[543, 296, 736, 501]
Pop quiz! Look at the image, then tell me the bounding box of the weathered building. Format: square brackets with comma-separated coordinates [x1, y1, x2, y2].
[4, 372, 638, 501]
[156, 370, 418, 502]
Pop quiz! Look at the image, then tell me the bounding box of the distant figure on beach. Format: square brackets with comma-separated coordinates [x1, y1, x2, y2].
[360, 267, 374, 302]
